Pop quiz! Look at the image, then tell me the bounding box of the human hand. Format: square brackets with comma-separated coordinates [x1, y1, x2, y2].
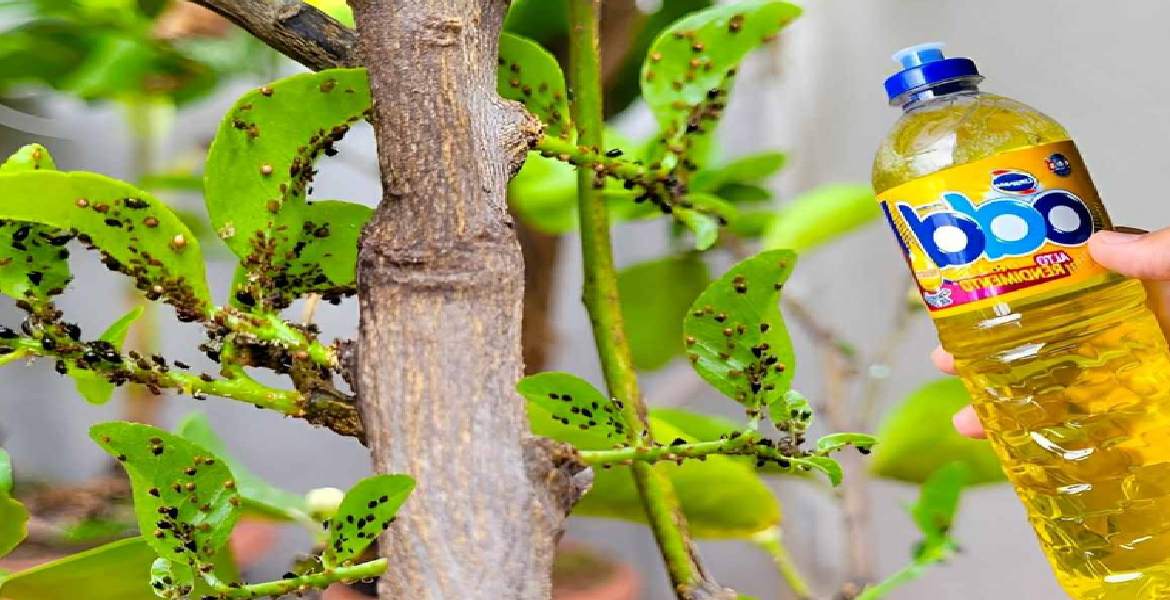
[938, 227, 1170, 439]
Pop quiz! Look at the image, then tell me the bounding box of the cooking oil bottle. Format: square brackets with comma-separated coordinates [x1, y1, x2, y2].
[874, 43, 1170, 600]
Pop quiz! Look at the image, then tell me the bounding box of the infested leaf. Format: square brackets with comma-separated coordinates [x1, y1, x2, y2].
[762, 183, 878, 252]
[69, 306, 144, 405]
[870, 378, 1005, 485]
[684, 249, 796, 411]
[498, 34, 571, 140]
[175, 413, 309, 522]
[1, 144, 57, 172]
[0, 171, 212, 318]
[768, 389, 812, 430]
[619, 255, 711, 371]
[517, 372, 628, 442]
[641, 1, 801, 170]
[322, 474, 415, 569]
[816, 432, 877, 454]
[149, 558, 193, 598]
[90, 422, 241, 566]
[0, 144, 72, 301]
[204, 69, 371, 308]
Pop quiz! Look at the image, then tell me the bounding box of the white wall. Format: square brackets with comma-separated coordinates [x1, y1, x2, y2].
[5, 1, 1170, 598]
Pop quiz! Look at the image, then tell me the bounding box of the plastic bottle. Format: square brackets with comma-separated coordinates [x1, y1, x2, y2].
[874, 43, 1170, 600]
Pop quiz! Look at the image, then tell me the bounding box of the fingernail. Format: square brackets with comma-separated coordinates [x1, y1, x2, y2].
[1095, 230, 1145, 244]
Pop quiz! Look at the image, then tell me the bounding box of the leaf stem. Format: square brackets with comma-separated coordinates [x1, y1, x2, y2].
[210, 559, 388, 598]
[751, 528, 814, 600]
[566, 1, 708, 594]
[535, 135, 671, 183]
[853, 562, 927, 600]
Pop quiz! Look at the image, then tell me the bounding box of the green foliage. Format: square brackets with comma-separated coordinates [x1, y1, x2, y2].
[684, 249, 796, 412]
[517, 372, 628, 442]
[503, 0, 569, 46]
[90, 422, 241, 566]
[0, 170, 212, 317]
[149, 557, 194, 598]
[802, 457, 844, 487]
[530, 403, 780, 538]
[768, 388, 811, 431]
[498, 34, 572, 140]
[691, 152, 786, 193]
[69, 306, 144, 405]
[204, 69, 372, 308]
[0, 538, 160, 600]
[870, 378, 1004, 485]
[0, 144, 72, 302]
[911, 462, 967, 551]
[640, 1, 801, 170]
[322, 475, 416, 569]
[762, 184, 878, 252]
[619, 254, 711, 371]
[1, 144, 57, 172]
[0, 449, 27, 559]
[175, 413, 309, 522]
[816, 433, 877, 454]
[304, 0, 355, 27]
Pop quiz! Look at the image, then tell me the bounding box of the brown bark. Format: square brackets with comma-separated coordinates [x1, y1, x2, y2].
[187, 0, 358, 70]
[349, 1, 588, 599]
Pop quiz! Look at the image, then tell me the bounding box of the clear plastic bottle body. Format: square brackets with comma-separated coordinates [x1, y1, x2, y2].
[875, 89, 1170, 600]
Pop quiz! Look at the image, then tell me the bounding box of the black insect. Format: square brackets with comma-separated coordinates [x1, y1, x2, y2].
[63, 323, 80, 340]
[12, 226, 29, 242]
[54, 359, 67, 374]
[605, 148, 623, 157]
[0, 326, 15, 339]
[26, 271, 43, 286]
[40, 336, 55, 352]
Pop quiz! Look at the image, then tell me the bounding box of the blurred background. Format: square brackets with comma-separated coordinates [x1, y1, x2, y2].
[2, 0, 1168, 599]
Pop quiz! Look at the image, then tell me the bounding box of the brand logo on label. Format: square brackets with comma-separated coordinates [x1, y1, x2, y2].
[895, 190, 1094, 268]
[990, 169, 1039, 194]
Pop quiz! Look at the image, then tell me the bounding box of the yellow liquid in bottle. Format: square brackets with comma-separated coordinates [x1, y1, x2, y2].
[875, 91, 1170, 600]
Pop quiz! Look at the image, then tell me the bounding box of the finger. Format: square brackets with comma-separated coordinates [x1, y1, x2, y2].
[930, 345, 957, 375]
[952, 405, 986, 439]
[1086, 227, 1170, 280]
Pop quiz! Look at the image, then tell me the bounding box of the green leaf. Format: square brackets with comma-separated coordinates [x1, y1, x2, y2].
[1, 144, 57, 172]
[508, 152, 578, 234]
[304, 0, 354, 27]
[870, 378, 1005, 485]
[69, 306, 144, 405]
[911, 462, 968, 543]
[816, 432, 877, 454]
[503, 0, 569, 46]
[90, 422, 241, 565]
[0, 449, 27, 559]
[204, 69, 371, 307]
[175, 412, 309, 522]
[517, 372, 628, 443]
[641, 1, 801, 169]
[0, 537, 235, 600]
[802, 456, 843, 487]
[762, 184, 878, 252]
[618, 255, 711, 371]
[149, 557, 194, 598]
[322, 474, 416, 569]
[768, 388, 811, 430]
[271, 200, 373, 300]
[649, 408, 739, 441]
[727, 211, 776, 238]
[0, 171, 212, 316]
[684, 249, 796, 411]
[692, 152, 786, 192]
[716, 183, 772, 204]
[675, 207, 719, 250]
[530, 405, 780, 538]
[498, 34, 571, 140]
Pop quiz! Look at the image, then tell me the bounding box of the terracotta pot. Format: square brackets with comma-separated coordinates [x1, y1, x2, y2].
[321, 542, 640, 600]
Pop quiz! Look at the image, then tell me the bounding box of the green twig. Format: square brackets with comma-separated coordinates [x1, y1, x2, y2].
[566, 0, 709, 595]
[536, 135, 670, 183]
[576, 433, 824, 476]
[752, 528, 814, 600]
[853, 562, 927, 600]
[210, 559, 388, 598]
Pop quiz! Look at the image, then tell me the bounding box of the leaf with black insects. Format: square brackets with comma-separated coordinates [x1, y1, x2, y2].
[815, 432, 877, 455]
[0, 144, 72, 300]
[322, 474, 415, 569]
[684, 249, 796, 412]
[516, 372, 629, 443]
[90, 422, 241, 567]
[498, 33, 572, 140]
[204, 69, 371, 293]
[256, 200, 373, 307]
[0, 171, 212, 318]
[69, 306, 143, 405]
[149, 557, 194, 598]
[640, 1, 801, 170]
[802, 456, 843, 487]
[0, 448, 27, 559]
[767, 388, 811, 431]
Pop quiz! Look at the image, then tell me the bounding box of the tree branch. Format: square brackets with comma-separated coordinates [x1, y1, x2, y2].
[185, 0, 358, 70]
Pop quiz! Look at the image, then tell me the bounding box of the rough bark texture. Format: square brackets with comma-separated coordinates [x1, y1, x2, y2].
[188, 0, 358, 70]
[349, 1, 589, 599]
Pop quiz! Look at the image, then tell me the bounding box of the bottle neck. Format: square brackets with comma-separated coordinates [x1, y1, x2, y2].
[899, 76, 982, 111]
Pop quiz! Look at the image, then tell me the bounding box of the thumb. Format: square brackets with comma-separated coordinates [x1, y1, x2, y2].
[1087, 227, 1170, 279]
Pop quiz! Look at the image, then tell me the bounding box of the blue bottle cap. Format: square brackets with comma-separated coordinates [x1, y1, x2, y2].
[884, 42, 981, 103]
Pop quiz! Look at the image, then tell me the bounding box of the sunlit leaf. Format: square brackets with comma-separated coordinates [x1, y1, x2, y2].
[517, 372, 628, 443]
[684, 249, 796, 411]
[0, 171, 212, 318]
[498, 34, 571, 140]
[618, 254, 710, 371]
[767, 388, 811, 431]
[870, 378, 1005, 485]
[0, 144, 72, 301]
[762, 184, 878, 252]
[90, 422, 241, 566]
[304, 0, 354, 27]
[322, 475, 415, 569]
[0, 144, 56, 172]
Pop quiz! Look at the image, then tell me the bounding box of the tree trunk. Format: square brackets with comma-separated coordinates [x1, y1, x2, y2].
[349, 1, 588, 599]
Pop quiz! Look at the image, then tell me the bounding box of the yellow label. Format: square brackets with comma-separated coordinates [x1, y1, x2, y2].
[878, 141, 1112, 317]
